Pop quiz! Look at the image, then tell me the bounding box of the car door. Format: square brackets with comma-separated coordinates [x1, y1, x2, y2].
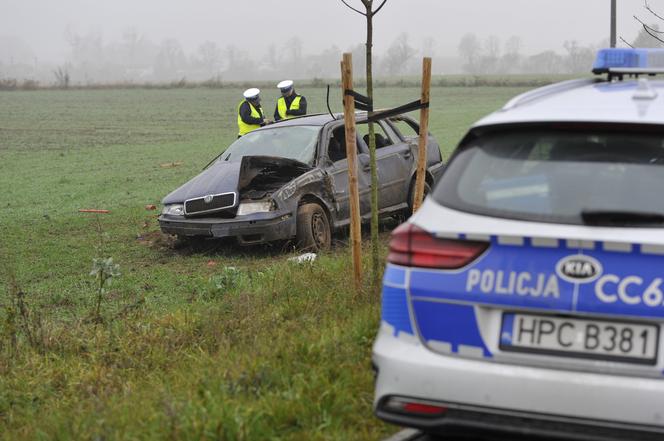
[322, 125, 371, 223]
[357, 120, 413, 210]
[388, 115, 443, 171]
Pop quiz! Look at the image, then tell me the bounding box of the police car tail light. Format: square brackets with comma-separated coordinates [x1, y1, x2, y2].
[388, 224, 488, 269]
[383, 396, 448, 417]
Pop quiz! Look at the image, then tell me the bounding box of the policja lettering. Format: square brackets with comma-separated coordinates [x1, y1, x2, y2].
[466, 269, 560, 298]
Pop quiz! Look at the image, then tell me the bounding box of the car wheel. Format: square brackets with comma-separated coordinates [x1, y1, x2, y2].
[408, 179, 432, 214]
[296, 203, 331, 251]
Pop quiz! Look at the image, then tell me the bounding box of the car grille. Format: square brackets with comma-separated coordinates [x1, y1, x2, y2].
[184, 192, 236, 215]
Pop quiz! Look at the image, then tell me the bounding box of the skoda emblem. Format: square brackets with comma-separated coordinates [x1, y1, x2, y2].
[203, 194, 214, 204]
[555, 255, 602, 284]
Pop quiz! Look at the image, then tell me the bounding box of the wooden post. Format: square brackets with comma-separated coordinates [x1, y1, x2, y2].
[610, 0, 617, 48]
[341, 53, 362, 291]
[413, 57, 432, 213]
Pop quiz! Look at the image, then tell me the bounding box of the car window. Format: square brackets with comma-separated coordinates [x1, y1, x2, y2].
[357, 121, 394, 149]
[389, 118, 419, 140]
[434, 127, 664, 226]
[326, 126, 363, 163]
[220, 126, 321, 165]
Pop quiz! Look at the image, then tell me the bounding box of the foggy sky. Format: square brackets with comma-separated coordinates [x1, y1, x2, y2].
[0, 0, 654, 63]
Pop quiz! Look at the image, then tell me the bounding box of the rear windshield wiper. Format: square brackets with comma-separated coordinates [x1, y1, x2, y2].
[581, 210, 664, 226]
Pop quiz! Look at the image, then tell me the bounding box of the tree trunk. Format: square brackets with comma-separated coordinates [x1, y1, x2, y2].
[365, 8, 381, 292]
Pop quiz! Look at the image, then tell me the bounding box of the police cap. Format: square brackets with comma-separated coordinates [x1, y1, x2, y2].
[243, 88, 260, 100]
[277, 80, 294, 93]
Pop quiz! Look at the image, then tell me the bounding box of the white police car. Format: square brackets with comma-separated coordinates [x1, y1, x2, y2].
[373, 48, 664, 440]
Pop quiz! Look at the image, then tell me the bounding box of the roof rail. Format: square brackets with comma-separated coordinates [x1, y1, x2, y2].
[501, 78, 599, 111]
[602, 67, 664, 81]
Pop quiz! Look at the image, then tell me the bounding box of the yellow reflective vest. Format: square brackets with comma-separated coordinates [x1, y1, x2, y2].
[237, 100, 264, 136]
[277, 95, 302, 120]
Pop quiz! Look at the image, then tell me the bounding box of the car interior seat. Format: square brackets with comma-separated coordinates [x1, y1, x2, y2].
[328, 137, 345, 162]
[363, 133, 388, 148]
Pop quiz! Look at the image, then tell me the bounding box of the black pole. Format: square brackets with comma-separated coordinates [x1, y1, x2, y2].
[610, 0, 617, 48]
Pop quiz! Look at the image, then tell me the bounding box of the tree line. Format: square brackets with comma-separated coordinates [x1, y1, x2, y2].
[0, 28, 638, 87]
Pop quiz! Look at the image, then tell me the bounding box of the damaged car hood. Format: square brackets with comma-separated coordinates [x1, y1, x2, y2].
[162, 155, 312, 205]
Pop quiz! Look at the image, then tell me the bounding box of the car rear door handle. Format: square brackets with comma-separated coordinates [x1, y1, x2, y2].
[401, 151, 412, 159]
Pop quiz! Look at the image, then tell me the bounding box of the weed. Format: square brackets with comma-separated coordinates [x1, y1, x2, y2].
[85, 214, 121, 323]
[208, 266, 245, 295]
[0, 267, 47, 357]
[89, 257, 120, 322]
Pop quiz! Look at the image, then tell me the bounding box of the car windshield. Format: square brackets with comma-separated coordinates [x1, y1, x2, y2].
[434, 127, 664, 226]
[220, 126, 320, 165]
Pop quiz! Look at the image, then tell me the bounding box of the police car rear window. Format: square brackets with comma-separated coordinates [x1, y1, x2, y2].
[434, 127, 664, 226]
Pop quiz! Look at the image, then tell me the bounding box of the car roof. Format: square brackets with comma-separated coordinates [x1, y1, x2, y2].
[266, 113, 338, 128]
[474, 77, 664, 129]
[253, 111, 401, 132]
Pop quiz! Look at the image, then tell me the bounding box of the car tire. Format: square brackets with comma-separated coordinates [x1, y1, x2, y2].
[407, 179, 432, 214]
[296, 203, 331, 251]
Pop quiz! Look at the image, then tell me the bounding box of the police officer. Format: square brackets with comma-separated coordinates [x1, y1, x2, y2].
[237, 88, 269, 137]
[274, 80, 307, 121]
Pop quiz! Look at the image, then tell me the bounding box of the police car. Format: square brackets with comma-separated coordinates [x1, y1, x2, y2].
[373, 48, 664, 440]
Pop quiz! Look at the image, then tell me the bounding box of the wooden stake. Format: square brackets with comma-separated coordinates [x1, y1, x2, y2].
[341, 53, 362, 291]
[413, 57, 432, 213]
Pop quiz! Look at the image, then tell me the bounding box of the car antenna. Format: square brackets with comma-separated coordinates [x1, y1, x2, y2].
[202, 152, 224, 170]
[326, 85, 336, 119]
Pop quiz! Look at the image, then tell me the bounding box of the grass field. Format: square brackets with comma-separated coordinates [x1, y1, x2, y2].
[0, 85, 532, 440]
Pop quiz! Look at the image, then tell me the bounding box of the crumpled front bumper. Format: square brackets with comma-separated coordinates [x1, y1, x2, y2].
[158, 210, 296, 244]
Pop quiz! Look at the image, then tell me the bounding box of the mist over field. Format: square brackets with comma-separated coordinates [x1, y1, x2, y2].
[0, 0, 658, 85]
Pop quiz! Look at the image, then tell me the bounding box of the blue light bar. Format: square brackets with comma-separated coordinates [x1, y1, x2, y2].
[593, 48, 664, 73]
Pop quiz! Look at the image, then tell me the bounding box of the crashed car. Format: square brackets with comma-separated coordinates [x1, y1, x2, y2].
[159, 112, 444, 249]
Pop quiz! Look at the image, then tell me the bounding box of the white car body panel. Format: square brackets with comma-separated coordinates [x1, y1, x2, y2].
[372, 74, 664, 439]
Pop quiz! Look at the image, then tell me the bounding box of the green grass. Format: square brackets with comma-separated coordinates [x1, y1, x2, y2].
[0, 85, 532, 440]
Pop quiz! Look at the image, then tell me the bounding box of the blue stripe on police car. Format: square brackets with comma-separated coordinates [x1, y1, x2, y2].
[408, 236, 664, 320]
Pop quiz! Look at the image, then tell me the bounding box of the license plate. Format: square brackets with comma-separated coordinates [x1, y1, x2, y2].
[500, 313, 660, 365]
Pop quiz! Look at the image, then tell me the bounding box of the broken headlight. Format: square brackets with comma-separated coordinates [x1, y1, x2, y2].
[162, 204, 185, 216]
[236, 200, 275, 216]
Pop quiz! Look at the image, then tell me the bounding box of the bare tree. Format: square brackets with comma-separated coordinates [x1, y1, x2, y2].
[197, 41, 222, 75]
[224, 45, 254, 78]
[350, 44, 368, 78]
[53, 64, 70, 88]
[522, 51, 563, 74]
[479, 35, 501, 73]
[284, 36, 303, 65]
[267, 44, 279, 70]
[422, 36, 436, 58]
[563, 40, 595, 73]
[504, 36, 522, 56]
[154, 39, 187, 80]
[500, 36, 523, 74]
[339, 0, 388, 292]
[458, 33, 481, 74]
[631, 1, 664, 46]
[122, 28, 141, 67]
[383, 33, 416, 76]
